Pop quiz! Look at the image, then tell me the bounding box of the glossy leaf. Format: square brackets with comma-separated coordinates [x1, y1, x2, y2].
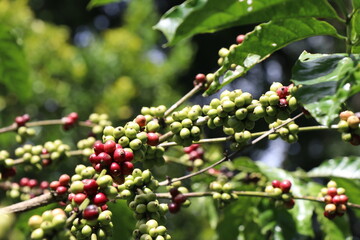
[204, 18, 340, 95]
[291, 52, 360, 126]
[256, 162, 315, 237]
[308, 156, 360, 179]
[350, 9, 360, 53]
[154, 0, 337, 45]
[0, 25, 30, 101]
[353, 0, 360, 9]
[87, 0, 122, 9]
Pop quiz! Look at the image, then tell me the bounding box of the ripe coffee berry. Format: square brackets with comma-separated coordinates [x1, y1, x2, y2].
[104, 140, 116, 154]
[194, 73, 206, 84]
[279, 180, 292, 193]
[93, 192, 108, 206]
[74, 193, 87, 204]
[147, 133, 159, 146]
[56, 186, 68, 195]
[271, 180, 281, 188]
[82, 204, 100, 220]
[135, 115, 146, 127]
[83, 179, 99, 196]
[168, 202, 180, 213]
[236, 34, 245, 44]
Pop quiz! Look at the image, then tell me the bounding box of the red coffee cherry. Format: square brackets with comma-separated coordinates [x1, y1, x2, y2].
[98, 152, 112, 167]
[147, 133, 159, 146]
[113, 148, 126, 163]
[109, 162, 121, 176]
[50, 181, 60, 190]
[83, 204, 100, 220]
[168, 202, 180, 213]
[68, 112, 79, 122]
[83, 179, 99, 196]
[327, 187, 337, 197]
[56, 186, 68, 195]
[59, 174, 70, 186]
[121, 161, 134, 175]
[271, 180, 281, 188]
[236, 34, 245, 44]
[74, 193, 87, 204]
[170, 188, 180, 198]
[174, 194, 187, 204]
[279, 180, 292, 193]
[135, 115, 146, 127]
[339, 195, 348, 204]
[104, 140, 116, 154]
[19, 177, 29, 187]
[93, 192, 108, 206]
[195, 74, 206, 84]
[93, 141, 104, 155]
[124, 151, 134, 162]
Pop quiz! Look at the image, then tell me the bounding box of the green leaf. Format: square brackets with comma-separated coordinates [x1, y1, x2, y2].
[256, 162, 315, 237]
[204, 18, 340, 96]
[154, 0, 337, 45]
[0, 25, 30, 101]
[353, 0, 360, 9]
[291, 52, 360, 126]
[350, 9, 360, 53]
[308, 156, 360, 179]
[87, 0, 122, 9]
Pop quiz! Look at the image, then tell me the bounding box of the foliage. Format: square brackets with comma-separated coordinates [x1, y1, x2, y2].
[0, 0, 359, 240]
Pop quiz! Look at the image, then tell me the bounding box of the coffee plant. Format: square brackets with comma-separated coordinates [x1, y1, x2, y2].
[0, 0, 359, 239]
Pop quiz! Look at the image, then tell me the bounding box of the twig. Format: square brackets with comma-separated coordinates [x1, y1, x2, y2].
[158, 113, 304, 186]
[163, 84, 203, 118]
[155, 191, 360, 209]
[0, 192, 63, 214]
[0, 120, 94, 135]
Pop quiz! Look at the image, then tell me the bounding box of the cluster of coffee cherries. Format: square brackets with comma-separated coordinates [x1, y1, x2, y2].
[63, 165, 117, 239]
[117, 169, 171, 240]
[140, 105, 167, 119]
[87, 113, 112, 135]
[77, 136, 97, 159]
[264, 179, 295, 209]
[89, 140, 134, 183]
[28, 208, 69, 240]
[14, 140, 70, 170]
[203, 89, 254, 132]
[5, 177, 49, 201]
[337, 110, 360, 146]
[183, 144, 205, 170]
[319, 180, 348, 219]
[167, 187, 189, 214]
[215, 34, 247, 69]
[167, 105, 204, 146]
[209, 180, 238, 208]
[133, 219, 171, 240]
[268, 119, 299, 143]
[62, 112, 79, 131]
[102, 116, 164, 167]
[0, 150, 16, 179]
[66, 165, 118, 209]
[14, 114, 35, 143]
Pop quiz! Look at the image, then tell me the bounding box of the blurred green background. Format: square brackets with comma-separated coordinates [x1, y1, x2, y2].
[0, 0, 359, 239]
